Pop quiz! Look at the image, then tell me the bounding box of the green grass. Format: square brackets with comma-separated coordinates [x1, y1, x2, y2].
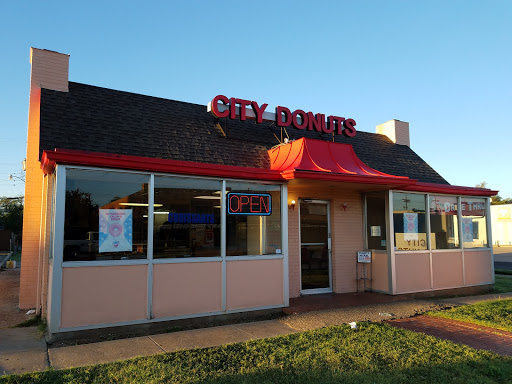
[495, 269, 512, 276]
[428, 299, 512, 333]
[493, 275, 512, 293]
[1, 323, 511, 384]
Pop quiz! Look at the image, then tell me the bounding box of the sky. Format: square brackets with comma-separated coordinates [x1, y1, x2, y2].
[1, 1, 511, 199]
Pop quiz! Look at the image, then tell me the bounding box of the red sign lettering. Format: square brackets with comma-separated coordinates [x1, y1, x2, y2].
[461, 201, 486, 217]
[227, 193, 271, 216]
[210, 95, 356, 137]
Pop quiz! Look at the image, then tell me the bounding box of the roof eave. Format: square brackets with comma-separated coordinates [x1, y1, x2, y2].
[401, 182, 498, 197]
[40, 149, 498, 197]
[41, 149, 284, 181]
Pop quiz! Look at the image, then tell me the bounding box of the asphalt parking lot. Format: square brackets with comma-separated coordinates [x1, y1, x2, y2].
[494, 246, 512, 270]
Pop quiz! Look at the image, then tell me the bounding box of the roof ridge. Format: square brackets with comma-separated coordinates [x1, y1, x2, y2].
[68, 81, 207, 108]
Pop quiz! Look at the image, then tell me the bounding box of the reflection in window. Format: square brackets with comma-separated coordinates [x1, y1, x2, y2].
[153, 177, 221, 258]
[461, 198, 488, 248]
[64, 169, 149, 261]
[429, 195, 459, 249]
[393, 192, 427, 251]
[226, 182, 281, 256]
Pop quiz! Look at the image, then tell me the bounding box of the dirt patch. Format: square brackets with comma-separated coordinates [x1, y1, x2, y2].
[280, 300, 452, 331]
[0, 268, 33, 328]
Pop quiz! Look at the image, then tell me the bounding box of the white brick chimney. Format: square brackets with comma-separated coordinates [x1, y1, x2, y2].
[20, 48, 70, 310]
[376, 119, 410, 147]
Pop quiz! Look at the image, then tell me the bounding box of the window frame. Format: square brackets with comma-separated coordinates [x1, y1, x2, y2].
[225, 181, 283, 258]
[428, 194, 460, 250]
[460, 196, 489, 249]
[391, 191, 429, 252]
[57, 165, 286, 267]
[389, 190, 491, 253]
[63, 167, 152, 262]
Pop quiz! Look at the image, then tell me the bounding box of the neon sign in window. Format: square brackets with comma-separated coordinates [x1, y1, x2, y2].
[227, 193, 271, 216]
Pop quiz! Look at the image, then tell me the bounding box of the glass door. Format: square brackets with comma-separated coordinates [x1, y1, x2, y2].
[300, 200, 332, 293]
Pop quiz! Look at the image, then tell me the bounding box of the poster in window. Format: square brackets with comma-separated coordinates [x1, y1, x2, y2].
[462, 217, 473, 242]
[99, 209, 133, 253]
[403, 213, 418, 241]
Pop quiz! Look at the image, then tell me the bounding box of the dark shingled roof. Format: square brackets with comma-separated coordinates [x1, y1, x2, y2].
[39, 82, 448, 184]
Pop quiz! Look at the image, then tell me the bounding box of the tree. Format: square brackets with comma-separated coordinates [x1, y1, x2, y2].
[491, 195, 512, 205]
[0, 196, 24, 235]
[476, 182, 512, 205]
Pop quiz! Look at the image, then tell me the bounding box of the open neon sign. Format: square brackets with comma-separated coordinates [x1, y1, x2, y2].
[228, 193, 271, 216]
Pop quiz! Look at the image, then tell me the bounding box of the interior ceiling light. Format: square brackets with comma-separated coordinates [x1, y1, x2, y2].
[119, 203, 163, 207]
[193, 196, 221, 200]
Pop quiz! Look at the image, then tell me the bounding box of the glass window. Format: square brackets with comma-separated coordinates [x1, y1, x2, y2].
[461, 198, 488, 248]
[393, 192, 427, 251]
[153, 177, 222, 258]
[429, 195, 459, 249]
[64, 169, 149, 261]
[365, 194, 387, 250]
[226, 182, 281, 256]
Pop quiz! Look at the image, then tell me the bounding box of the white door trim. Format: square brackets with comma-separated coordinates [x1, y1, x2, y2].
[299, 199, 332, 295]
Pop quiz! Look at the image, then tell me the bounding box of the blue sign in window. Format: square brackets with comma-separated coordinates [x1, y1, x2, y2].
[167, 213, 215, 224]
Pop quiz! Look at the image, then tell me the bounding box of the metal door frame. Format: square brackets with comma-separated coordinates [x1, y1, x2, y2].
[299, 199, 332, 294]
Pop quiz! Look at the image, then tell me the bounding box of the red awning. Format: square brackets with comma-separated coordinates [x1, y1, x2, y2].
[268, 137, 411, 180]
[268, 138, 407, 177]
[267, 138, 497, 195]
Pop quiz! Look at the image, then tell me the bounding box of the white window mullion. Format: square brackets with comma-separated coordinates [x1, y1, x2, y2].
[147, 174, 154, 320]
[49, 165, 66, 334]
[221, 179, 227, 312]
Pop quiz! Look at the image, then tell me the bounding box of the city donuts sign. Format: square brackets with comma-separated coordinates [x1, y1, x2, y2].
[209, 95, 356, 137]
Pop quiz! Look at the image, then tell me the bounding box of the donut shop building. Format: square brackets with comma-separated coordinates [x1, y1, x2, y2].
[20, 48, 497, 336]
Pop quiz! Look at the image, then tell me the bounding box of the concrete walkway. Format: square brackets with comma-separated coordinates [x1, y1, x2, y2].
[1, 292, 511, 377]
[0, 327, 48, 376]
[0, 320, 297, 376]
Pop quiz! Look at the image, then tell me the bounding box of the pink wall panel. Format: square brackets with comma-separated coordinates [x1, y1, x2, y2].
[464, 250, 492, 285]
[432, 252, 463, 289]
[61, 265, 147, 328]
[371, 251, 389, 293]
[152, 262, 222, 318]
[330, 193, 363, 293]
[226, 259, 283, 310]
[395, 252, 431, 293]
[287, 205, 301, 298]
